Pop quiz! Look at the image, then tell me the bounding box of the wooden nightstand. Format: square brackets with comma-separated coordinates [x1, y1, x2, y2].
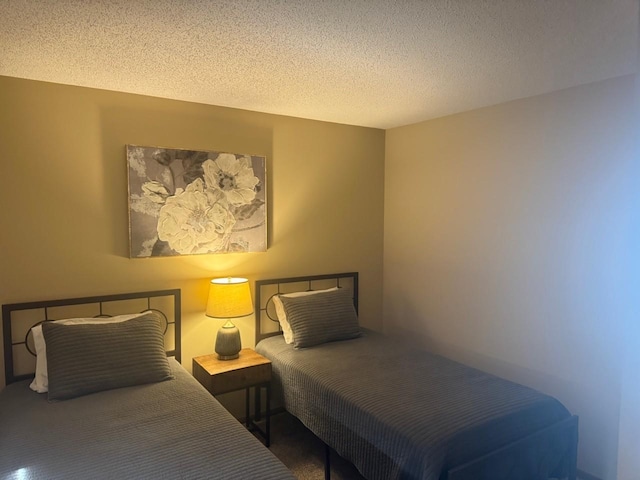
[192, 348, 272, 446]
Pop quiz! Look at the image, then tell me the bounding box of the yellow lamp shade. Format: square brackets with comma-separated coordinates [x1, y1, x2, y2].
[206, 277, 254, 319]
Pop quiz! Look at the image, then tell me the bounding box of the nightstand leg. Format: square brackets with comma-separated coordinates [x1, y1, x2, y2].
[245, 387, 251, 429]
[265, 383, 271, 447]
[255, 387, 262, 421]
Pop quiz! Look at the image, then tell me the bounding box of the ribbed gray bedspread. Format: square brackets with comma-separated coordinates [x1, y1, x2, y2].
[256, 331, 570, 480]
[0, 359, 294, 480]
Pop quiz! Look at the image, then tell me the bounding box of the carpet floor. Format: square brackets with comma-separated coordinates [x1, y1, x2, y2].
[265, 411, 366, 480]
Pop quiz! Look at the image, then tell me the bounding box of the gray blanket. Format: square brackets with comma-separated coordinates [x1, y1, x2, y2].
[257, 330, 570, 480]
[0, 359, 294, 480]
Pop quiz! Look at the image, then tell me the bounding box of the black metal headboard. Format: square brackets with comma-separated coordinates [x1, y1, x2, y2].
[254, 272, 358, 344]
[2, 289, 181, 385]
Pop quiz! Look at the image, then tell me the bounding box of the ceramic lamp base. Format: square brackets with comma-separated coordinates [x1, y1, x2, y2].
[215, 321, 241, 360]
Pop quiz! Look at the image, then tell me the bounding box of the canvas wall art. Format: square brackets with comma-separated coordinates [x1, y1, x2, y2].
[127, 145, 266, 257]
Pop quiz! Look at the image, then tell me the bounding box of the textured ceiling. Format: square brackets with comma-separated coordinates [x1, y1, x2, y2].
[0, 0, 637, 129]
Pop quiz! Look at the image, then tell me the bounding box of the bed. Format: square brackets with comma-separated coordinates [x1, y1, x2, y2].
[1, 289, 294, 480]
[254, 272, 579, 480]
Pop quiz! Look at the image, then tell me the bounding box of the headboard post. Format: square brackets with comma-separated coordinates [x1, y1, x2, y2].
[254, 272, 358, 345]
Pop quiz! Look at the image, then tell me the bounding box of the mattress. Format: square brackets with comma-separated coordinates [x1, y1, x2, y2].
[0, 358, 294, 480]
[257, 330, 572, 480]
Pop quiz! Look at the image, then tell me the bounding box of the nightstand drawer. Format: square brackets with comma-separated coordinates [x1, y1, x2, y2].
[192, 349, 272, 395]
[195, 361, 271, 395]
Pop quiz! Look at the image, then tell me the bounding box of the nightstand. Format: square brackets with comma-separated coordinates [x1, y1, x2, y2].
[192, 348, 271, 446]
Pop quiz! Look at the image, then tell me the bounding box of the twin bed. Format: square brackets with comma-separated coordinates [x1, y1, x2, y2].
[254, 272, 579, 480]
[0, 290, 294, 480]
[1, 273, 579, 480]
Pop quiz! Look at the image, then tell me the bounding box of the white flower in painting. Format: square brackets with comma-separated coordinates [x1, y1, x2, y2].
[130, 181, 170, 217]
[203, 154, 259, 206]
[157, 178, 236, 255]
[142, 181, 170, 204]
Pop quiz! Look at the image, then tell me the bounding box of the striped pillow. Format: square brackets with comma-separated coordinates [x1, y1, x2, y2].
[42, 312, 173, 401]
[273, 287, 338, 344]
[279, 288, 360, 348]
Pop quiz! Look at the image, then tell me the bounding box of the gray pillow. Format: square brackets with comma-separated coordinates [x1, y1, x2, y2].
[279, 287, 360, 348]
[42, 312, 173, 401]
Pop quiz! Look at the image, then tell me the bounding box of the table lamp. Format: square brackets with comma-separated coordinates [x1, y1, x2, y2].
[206, 277, 253, 360]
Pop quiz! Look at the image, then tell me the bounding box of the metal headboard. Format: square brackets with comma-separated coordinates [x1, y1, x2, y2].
[2, 289, 181, 385]
[254, 272, 358, 344]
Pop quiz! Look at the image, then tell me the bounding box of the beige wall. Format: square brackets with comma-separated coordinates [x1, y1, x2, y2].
[0, 76, 385, 401]
[384, 75, 638, 480]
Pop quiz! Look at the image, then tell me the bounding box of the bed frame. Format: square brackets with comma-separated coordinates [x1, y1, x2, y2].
[254, 272, 578, 480]
[3, 289, 181, 385]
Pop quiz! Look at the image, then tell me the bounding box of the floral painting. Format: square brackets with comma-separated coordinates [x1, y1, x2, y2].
[127, 145, 266, 257]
